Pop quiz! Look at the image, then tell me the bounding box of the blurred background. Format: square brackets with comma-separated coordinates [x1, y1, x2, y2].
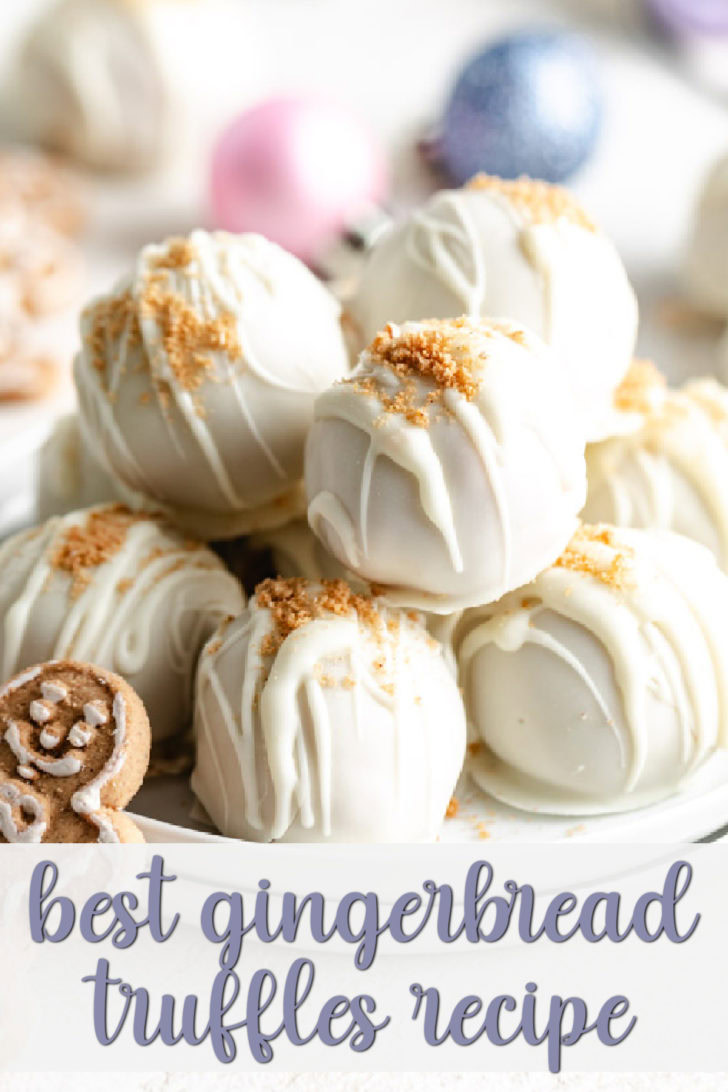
[1, 0, 727, 525]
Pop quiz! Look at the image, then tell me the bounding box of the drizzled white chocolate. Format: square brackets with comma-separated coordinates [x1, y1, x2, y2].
[456, 525, 728, 815]
[74, 230, 350, 539]
[306, 317, 586, 613]
[0, 506, 244, 741]
[192, 580, 466, 843]
[583, 378, 728, 569]
[347, 178, 638, 441]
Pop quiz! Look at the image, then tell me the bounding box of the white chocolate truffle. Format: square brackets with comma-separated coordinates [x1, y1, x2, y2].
[74, 231, 350, 539]
[37, 415, 122, 520]
[8, 0, 182, 173]
[456, 524, 728, 815]
[250, 519, 365, 588]
[192, 577, 465, 842]
[684, 151, 728, 318]
[583, 375, 728, 569]
[0, 505, 244, 742]
[347, 176, 638, 441]
[305, 317, 587, 613]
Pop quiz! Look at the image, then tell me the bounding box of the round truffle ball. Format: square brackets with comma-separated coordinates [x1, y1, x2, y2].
[439, 30, 602, 185]
[8, 0, 181, 173]
[210, 96, 388, 266]
[347, 176, 638, 441]
[74, 230, 350, 539]
[192, 577, 465, 842]
[684, 151, 728, 318]
[583, 376, 728, 570]
[305, 317, 587, 613]
[0, 505, 244, 742]
[456, 524, 728, 815]
[37, 414, 121, 521]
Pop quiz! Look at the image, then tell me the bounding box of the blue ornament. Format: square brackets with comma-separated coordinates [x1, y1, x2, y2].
[439, 29, 603, 185]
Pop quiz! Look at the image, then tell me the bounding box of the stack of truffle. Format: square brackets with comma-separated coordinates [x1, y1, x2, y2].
[7, 171, 728, 844]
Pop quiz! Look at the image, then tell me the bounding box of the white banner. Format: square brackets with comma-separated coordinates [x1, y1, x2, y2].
[0, 843, 725, 1073]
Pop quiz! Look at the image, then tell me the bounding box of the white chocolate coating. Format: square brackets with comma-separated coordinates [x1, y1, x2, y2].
[74, 230, 350, 539]
[192, 583, 466, 842]
[37, 414, 121, 521]
[0, 506, 244, 742]
[583, 379, 728, 570]
[305, 317, 587, 613]
[9, 0, 180, 173]
[456, 525, 728, 815]
[347, 180, 638, 440]
[250, 519, 365, 588]
[684, 151, 728, 318]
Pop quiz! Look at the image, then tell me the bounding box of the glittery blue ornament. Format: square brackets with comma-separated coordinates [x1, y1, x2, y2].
[439, 29, 603, 185]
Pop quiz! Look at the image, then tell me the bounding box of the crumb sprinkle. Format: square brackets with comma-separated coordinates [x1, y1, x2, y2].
[467, 173, 596, 231]
[255, 577, 383, 659]
[554, 524, 633, 591]
[613, 358, 666, 416]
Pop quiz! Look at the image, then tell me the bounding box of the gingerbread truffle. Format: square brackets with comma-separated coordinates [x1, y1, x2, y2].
[347, 175, 638, 440]
[192, 578, 466, 842]
[37, 414, 121, 519]
[0, 504, 244, 742]
[7, 0, 186, 174]
[456, 524, 728, 814]
[583, 376, 728, 569]
[74, 230, 350, 539]
[305, 316, 586, 612]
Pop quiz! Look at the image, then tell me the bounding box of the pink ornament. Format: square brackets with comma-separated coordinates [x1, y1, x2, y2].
[209, 96, 388, 265]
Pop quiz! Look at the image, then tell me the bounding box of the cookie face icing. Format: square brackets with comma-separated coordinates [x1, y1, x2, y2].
[0, 660, 150, 843]
[192, 578, 466, 843]
[305, 316, 586, 613]
[0, 505, 244, 742]
[583, 377, 728, 570]
[455, 524, 728, 815]
[74, 230, 350, 539]
[347, 176, 638, 441]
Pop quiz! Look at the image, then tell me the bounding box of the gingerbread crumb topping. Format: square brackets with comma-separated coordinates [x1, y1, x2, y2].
[613, 358, 666, 416]
[148, 238, 197, 272]
[85, 290, 141, 377]
[368, 318, 486, 401]
[51, 506, 145, 596]
[139, 282, 241, 394]
[445, 796, 459, 819]
[467, 173, 596, 232]
[256, 577, 383, 658]
[554, 524, 633, 590]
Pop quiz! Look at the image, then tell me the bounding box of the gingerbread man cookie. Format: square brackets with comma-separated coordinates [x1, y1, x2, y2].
[0, 661, 150, 843]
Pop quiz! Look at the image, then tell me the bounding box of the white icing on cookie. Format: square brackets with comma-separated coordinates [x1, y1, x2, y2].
[0, 783, 47, 843]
